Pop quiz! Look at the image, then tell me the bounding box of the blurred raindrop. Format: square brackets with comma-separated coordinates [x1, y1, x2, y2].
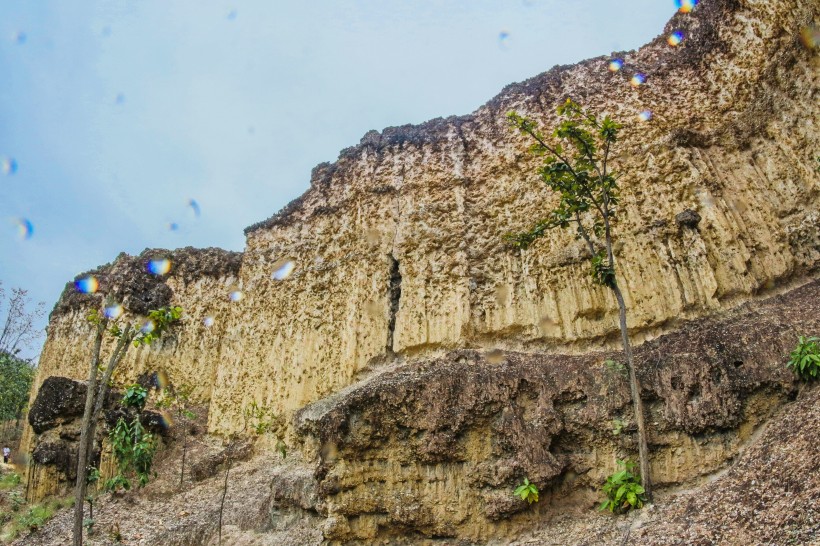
[188, 198, 201, 218]
[115, 93, 125, 104]
[13, 31, 26, 45]
[675, 0, 699, 13]
[13, 218, 33, 240]
[630, 73, 646, 87]
[168, 222, 179, 231]
[494, 285, 510, 306]
[667, 31, 684, 46]
[203, 316, 215, 327]
[147, 258, 172, 276]
[486, 349, 505, 365]
[498, 30, 510, 49]
[157, 370, 169, 389]
[229, 290, 243, 302]
[75, 276, 99, 294]
[140, 320, 155, 334]
[1, 157, 18, 175]
[799, 24, 819, 50]
[227, 9, 238, 20]
[539, 316, 560, 336]
[101, 26, 112, 37]
[638, 110, 653, 121]
[104, 304, 123, 319]
[272, 261, 295, 280]
[608, 59, 624, 72]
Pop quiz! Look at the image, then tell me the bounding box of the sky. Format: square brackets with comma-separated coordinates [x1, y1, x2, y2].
[0, 0, 679, 359]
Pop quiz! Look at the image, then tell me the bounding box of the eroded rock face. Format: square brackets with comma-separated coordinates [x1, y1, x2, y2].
[295, 279, 818, 542]
[25, 376, 167, 502]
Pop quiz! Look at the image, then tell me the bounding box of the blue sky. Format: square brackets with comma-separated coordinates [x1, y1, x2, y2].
[0, 1, 678, 358]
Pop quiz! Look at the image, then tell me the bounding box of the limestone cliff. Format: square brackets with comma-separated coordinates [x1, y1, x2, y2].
[21, 0, 820, 541]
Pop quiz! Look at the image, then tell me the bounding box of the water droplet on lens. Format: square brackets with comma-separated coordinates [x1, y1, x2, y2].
[498, 30, 510, 49]
[188, 199, 201, 218]
[104, 304, 124, 319]
[1, 157, 18, 175]
[638, 110, 653, 121]
[115, 93, 125, 104]
[227, 9, 237, 20]
[667, 31, 684, 46]
[608, 59, 623, 72]
[75, 276, 99, 294]
[101, 26, 112, 37]
[799, 24, 819, 50]
[675, 0, 698, 12]
[140, 320, 155, 334]
[203, 316, 215, 327]
[14, 218, 33, 240]
[539, 316, 559, 336]
[494, 285, 510, 305]
[13, 32, 26, 44]
[630, 73, 646, 87]
[147, 258, 172, 276]
[272, 260, 295, 281]
[486, 349, 505, 365]
[229, 290, 243, 302]
[168, 222, 179, 231]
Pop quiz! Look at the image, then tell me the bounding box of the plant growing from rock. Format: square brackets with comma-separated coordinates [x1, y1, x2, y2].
[514, 478, 539, 504]
[72, 304, 182, 546]
[506, 100, 653, 499]
[156, 383, 195, 485]
[787, 335, 820, 381]
[105, 385, 158, 492]
[599, 459, 647, 513]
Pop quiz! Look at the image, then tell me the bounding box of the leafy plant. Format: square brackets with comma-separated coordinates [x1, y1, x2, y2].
[604, 359, 627, 377]
[506, 100, 653, 499]
[599, 459, 647, 513]
[8, 490, 24, 511]
[0, 472, 21, 489]
[611, 418, 625, 436]
[83, 517, 95, 536]
[514, 478, 540, 504]
[122, 384, 148, 409]
[787, 336, 820, 381]
[242, 401, 277, 436]
[107, 415, 157, 491]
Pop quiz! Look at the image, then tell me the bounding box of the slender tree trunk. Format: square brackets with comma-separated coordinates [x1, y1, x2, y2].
[84, 332, 131, 455]
[218, 460, 231, 545]
[72, 323, 106, 546]
[180, 418, 187, 486]
[610, 283, 653, 500]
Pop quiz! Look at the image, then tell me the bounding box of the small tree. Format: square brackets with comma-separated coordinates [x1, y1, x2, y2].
[506, 99, 652, 499]
[105, 385, 158, 491]
[0, 282, 46, 358]
[72, 304, 182, 546]
[156, 383, 195, 485]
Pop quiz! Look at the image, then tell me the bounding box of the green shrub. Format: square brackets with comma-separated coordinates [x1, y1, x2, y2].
[514, 478, 539, 504]
[599, 459, 647, 513]
[787, 336, 820, 381]
[8, 491, 24, 511]
[0, 472, 21, 489]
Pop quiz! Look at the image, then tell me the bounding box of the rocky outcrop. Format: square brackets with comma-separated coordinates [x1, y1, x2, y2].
[293, 278, 817, 542]
[25, 376, 166, 502]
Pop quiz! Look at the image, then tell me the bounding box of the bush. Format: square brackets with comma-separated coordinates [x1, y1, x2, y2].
[0, 472, 21, 490]
[599, 459, 647, 513]
[787, 336, 820, 381]
[514, 478, 539, 504]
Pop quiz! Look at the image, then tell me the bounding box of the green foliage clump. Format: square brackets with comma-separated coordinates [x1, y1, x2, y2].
[0, 473, 21, 490]
[599, 460, 647, 513]
[8, 491, 24, 512]
[243, 401, 277, 436]
[604, 359, 627, 377]
[0, 352, 35, 423]
[514, 478, 539, 504]
[787, 336, 820, 381]
[106, 385, 158, 491]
